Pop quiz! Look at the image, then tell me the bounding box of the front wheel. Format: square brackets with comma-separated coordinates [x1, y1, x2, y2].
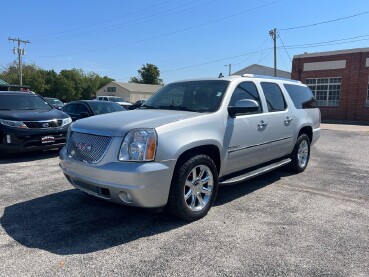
[168, 154, 218, 221]
[289, 134, 310, 173]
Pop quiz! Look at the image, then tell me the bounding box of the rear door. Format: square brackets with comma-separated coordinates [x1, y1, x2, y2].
[223, 81, 270, 175]
[260, 82, 294, 160]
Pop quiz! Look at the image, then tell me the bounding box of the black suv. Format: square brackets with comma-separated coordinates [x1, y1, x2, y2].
[0, 91, 72, 155]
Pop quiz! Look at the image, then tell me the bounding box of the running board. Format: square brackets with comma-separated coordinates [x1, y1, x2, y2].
[219, 158, 291, 186]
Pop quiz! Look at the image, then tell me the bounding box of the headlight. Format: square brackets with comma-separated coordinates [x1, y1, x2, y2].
[0, 119, 27, 128]
[119, 129, 157, 162]
[62, 117, 72, 126]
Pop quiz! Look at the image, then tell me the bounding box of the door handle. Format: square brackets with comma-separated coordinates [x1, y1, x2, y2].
[285, 117, 293, 124]
[258, 120, 268, 129]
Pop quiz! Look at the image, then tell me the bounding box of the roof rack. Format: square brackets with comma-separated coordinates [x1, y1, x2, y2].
[241, 74, 301, 84]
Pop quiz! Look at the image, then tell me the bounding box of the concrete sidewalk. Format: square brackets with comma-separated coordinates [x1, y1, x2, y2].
[321, 123, 369, 132]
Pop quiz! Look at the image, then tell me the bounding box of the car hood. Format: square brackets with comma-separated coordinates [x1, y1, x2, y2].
[71, 109, 202, 137]
[0, 109, 69, 121]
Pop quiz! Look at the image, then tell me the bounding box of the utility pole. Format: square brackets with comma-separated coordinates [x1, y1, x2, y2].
[269, 28, 277, 77]
[8, 37, 30, 85]
[225, 64, 232, 76]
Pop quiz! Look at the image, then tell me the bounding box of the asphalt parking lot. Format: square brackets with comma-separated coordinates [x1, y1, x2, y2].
[0, 129, 368, 276]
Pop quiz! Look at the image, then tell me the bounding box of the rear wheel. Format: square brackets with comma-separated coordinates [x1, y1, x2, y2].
[289, 134, 310, 173]
[168, 154, 218, 221]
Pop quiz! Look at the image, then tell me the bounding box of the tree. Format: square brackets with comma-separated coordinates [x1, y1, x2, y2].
[0, 62, 114, 101]
[130, 63, 163, 85]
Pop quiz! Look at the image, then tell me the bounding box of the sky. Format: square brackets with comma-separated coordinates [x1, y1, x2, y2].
[2, 0, 369, 84]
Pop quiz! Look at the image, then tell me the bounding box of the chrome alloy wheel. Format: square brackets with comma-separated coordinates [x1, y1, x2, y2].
[184, 165, 214, 211]
[298, 140, 309, 168]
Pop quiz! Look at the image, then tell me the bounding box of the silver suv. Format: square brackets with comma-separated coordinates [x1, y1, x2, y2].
[60, 75, 320, 221]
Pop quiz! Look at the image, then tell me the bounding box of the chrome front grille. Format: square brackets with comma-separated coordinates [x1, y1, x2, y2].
[66, 131, 112, 163]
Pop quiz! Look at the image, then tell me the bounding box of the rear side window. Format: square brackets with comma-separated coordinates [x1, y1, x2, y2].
[284, 84, 318, 109]
[261, 82, 287, 112]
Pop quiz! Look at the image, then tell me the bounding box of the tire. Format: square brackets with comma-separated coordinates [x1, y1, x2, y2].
[168, 154, 218, 221]
[289, 134, 310, 173]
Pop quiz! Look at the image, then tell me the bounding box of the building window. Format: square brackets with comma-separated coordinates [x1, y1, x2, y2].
[306, 77, 341, 107]
[107, 87, 116, 93]
[367, 81, 369, 107]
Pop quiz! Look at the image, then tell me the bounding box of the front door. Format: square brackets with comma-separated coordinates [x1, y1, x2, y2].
[223, 81, 270, 175]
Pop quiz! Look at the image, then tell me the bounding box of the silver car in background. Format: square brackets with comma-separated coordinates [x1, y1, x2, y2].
[59, 75, 320, 221]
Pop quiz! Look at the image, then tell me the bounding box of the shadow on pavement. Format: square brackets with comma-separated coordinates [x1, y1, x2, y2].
[215, 168, 290, 206]
[1, 169, 292, 255]
[0, 189, 186, 255]
[0, 149, 60, 164]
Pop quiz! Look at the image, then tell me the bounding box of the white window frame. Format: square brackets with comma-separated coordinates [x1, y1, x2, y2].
[306, 77, 341, 107]
[107, 87, 116, 93]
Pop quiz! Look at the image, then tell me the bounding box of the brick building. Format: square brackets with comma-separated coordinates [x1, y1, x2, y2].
[292, 48, 369, 123]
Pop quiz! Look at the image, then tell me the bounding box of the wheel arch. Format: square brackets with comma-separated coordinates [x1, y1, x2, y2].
[298, 125, 313, 143]
[174, 144, 221, 175]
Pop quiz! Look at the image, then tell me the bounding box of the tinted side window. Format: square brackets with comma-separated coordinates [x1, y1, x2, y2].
[229, 82, 262, 113]
[284, 84, 318, 109]
[261, 82, 287, 112]
[75, 104, 90, 114]
[64, 104, 77, 114]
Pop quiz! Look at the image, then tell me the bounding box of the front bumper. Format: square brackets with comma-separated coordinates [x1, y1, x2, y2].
[59, 147, 176, 208]
[0, 125, 68, 153]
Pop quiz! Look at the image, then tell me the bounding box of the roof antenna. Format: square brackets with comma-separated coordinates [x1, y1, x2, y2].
[218, 73, 224, 78]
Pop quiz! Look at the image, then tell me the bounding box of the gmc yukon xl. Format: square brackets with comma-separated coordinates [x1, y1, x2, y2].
[59, 75, 320, 221]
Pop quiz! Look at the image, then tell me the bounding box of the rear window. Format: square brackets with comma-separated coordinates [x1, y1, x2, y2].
[0, 94, 52, 111]
[284, 84, 318, 109]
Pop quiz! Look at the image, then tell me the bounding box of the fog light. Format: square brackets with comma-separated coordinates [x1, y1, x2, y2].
[119, 192, 133, 203]
[6, 135, 11, 144]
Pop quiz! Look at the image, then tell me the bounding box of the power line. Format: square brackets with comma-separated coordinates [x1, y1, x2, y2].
[29, 0, 281, 59]
[33, 0, 210, 43]
[28, 0, 173, 40]
[278, 33, 291, 62]
[279, 11, 369, 31]
[162, 50, 263, 73]
[232, 35, 271, 68]
[114, 32, 369, 80]
[283, 34, 369, 49]
[151, 33, 369, 74]
[257, 48, 273, 65]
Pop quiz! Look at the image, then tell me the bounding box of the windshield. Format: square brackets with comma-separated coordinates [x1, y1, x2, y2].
[141, 80, 229, 112]
[109, 97, 125, 102]
[88, 102, 125, 115]
[0, 94, 53, 111]
[46, 98, 63, 105]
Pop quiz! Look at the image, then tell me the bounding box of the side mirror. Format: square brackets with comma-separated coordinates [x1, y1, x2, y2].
[228, 99, 259, 118]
